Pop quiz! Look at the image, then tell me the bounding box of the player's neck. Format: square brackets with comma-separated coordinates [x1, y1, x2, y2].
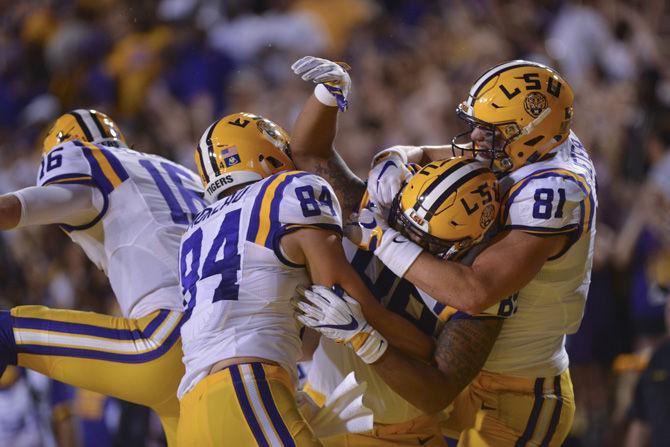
[216, 181, 255, 200]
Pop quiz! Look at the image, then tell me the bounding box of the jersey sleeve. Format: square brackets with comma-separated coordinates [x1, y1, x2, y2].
[246, 171, 342, 266]
[280, 172, 342, 230]
[37, 142, 95, 188]
[36, 141, 130, 231]
[38, 141, 129, 193]
[501, 170, 594, 236]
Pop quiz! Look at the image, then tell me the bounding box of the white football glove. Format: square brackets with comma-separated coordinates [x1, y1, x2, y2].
[366, 152, 414, 212]
[292, 56, 351, 111]
[294, 285, 387, 364]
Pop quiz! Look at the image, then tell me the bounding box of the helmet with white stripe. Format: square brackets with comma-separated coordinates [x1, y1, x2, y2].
[195, 112, 295, 202]
[389, 157, 499, 259]
[452, 60, 574, 173]
[43, 109, 126, 153]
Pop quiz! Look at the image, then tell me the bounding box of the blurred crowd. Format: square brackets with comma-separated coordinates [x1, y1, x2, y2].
[1, 0, 669, 446]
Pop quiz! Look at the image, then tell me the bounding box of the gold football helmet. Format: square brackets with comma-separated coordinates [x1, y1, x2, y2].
[389, 157, 499, 259]
[195, 112, 295, 201]
[452, 60, 574, 173]
[43, 109, 126, 154]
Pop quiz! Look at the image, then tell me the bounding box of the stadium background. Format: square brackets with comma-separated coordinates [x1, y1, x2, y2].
[0, 0, 669, 446]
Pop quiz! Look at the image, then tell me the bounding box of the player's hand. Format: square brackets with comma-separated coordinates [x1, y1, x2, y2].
[292, 56, 351, 111]
[366, 150, 414, 211]
[294, 285, 387, 364]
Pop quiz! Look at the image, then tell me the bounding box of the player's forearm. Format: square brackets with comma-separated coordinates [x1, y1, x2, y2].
[371, 346, 452, 414]
[300, 328, 321, 362]
[12, 185, 98, 229]
[405, 253, 495, 315]
[291, 95, 364, 219]
[421, 146, 454, 163]
[373, 318, 502, 415]
[434, 317, 502, 400]
[304, 233, 434, 362]
[406, 230, 563, 314]
[0, 194, 21, 230]
[363, 299, 435, 363]
[292, 94, 339, 163]
[330, 265, 435, 362]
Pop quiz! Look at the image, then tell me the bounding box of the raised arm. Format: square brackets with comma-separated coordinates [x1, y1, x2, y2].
[291, 57, 365, 221]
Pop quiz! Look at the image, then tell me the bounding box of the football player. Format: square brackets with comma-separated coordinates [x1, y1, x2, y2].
[299, 58, 596, 446]
[0, 109, 207, 445]
[290, 57, 516, 447]
[176, 112, 441, 446]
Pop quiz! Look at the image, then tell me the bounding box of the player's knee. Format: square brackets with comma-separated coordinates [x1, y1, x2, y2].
[0, 311, 17, 366]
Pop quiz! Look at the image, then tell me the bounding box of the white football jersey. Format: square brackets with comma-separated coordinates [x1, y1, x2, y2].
[483, 131, 597, 377]
[178, 171, 342, 399]
[37, 141, 206, 319]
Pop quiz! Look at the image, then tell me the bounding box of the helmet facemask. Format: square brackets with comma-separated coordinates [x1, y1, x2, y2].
[451, 103, 518, 173]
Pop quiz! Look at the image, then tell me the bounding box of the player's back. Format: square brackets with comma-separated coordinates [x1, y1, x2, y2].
[177, 170, 342, 399]
[485, 131, 597, 377]
[38, 141, 206, 318]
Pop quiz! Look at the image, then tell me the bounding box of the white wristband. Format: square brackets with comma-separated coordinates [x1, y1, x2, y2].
[374, 227, 423, 277]
[314, 83, 339, 107]
[355, 328, 388, 364]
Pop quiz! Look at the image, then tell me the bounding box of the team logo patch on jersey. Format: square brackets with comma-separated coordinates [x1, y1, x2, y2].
[524, 92, 548, 118]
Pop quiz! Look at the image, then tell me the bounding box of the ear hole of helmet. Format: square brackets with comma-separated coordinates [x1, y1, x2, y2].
[265, 156, 284, 169]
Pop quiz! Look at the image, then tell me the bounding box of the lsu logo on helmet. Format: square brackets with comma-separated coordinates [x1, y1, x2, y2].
[195, 112, 295, 202]
[452, 60, 574, 173]
[43, 109, 126, 154]
[523, 92, 548, 118]
[389, 157, 499, 260]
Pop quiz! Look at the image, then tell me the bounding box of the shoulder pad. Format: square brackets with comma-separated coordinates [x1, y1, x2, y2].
[501, 169, 593, 235]
[246, 171, 343, 250]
